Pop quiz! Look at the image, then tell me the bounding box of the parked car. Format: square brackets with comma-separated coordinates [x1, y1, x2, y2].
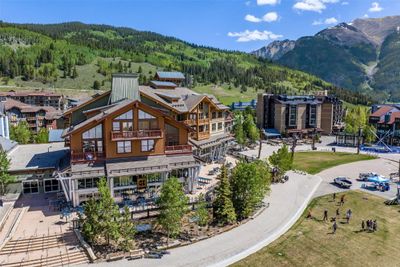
[359, 172, 378, 181]
[334, 177, 353, 188]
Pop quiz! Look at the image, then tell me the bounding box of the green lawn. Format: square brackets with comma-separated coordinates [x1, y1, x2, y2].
[293, 152, 376, 175]
[234, 191, 400, 267]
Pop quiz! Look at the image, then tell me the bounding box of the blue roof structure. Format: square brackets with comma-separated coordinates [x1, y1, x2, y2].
[231, 99, 257, 111]
[150, 80, 178, 87]
[263, 128, 281, 138]
[156, 71, 185, 80]
[49, 129, 65, 143]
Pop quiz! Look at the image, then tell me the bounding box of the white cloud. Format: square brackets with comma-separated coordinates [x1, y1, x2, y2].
[257, 0, 280, 5]
[312, 17, 338, 25]
[228, 30, 283, 42]
[293, 0, 326, 13]
[369, 2, 383, 12]
[363, 14, 369, 18]
[245, 12, 279, 23]
[341, 1, 349, 5]
[245, 14, 262, 22]
[293, 0, 340, 13]
[263, 12, 279, 22]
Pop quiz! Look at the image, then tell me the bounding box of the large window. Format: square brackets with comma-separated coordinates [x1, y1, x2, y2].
[141, 139, 155, 152]
[117, 141, 131, 153]
[115, 110, 133, 120]
[114, 176, 136, 187]
[289, 105, 297, 127]
[82, 140, 103, 153]
[44, 179, 60, 193]
[138, 110, 158, 130]
[82, 124, 102, 139]
[77, 177, 100, 189]
[23, 180, 39, 194]
[309, 105, 317, 126]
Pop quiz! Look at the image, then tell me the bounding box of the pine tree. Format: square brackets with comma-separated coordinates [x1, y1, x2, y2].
[213, 165, 236, 225]
[0, 150, 15, 196]
[118, 206, 136, 252]
[157, 177, 188, 245]
[195, 194, 210, 227]
[71, 66, 78, 79]
[93, 80, 101, 90]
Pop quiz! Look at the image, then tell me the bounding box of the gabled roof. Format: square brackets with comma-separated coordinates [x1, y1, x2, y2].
[370, 106, 399, 117]
[4, 98, 59, 114]
[62, 99, 191, 137]
[63, 91, 111, 116]
[150, 81, 177, 88]
[156, 71, 185, 80]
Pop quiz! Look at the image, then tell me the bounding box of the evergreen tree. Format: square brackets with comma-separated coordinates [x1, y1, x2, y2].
[234, 113, 245, 147]
[118, 206, 136, 252]
[213, 165, 236, 225]
[71, 66, 78, 79]
[138, 66, 142, 73]
[0, 150, 15, 196]
[195, 193, 210, 227]
[79, 197, 101, 245]
[243, 113, 259, 143]
[230, 161, 271, 219]
[156, 177, 188, 244]
[10, 121, 31, 144]
[93, 80, 101, 90]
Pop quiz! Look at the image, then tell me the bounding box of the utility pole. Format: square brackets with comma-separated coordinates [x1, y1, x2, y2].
[258, 130, 264, 159]
[291, 134, 298, 159]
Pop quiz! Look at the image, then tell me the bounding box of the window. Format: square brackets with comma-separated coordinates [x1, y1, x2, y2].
[77, 178, 100, 189]
[139, 110, 155, 119]
[309, 105, 317, 126]
[23, 180, 39, 194]
[289, 105, 297, 127]
[218, 122, 223, 130]
[115, 110, 133, 120]
[212, 112, 216, 119]
[212, 123, 216, 132]
[117, 141, 131, 153]
[112, 122, 120, 131]
[141, 139, 155, 152]
[82, 124, 102, 139]
[122, 122, 133, 131]
[114, 176, 136, 187]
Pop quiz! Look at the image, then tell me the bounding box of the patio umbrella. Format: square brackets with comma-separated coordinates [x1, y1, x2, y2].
[367, 175, 390, 183]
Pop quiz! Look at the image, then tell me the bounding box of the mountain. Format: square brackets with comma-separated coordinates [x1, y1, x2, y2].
[253, 16, 400, 102]
[251, 40, 295, 61]
[0, 21, 371, 105]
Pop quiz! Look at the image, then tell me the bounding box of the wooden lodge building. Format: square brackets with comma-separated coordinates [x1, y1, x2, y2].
[57, 72, 233, 206]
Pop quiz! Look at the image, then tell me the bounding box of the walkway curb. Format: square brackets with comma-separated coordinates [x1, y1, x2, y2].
[210, 175, 322, 267]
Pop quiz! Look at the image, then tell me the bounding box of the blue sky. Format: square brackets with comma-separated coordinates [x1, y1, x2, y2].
[1, 0, 399, 52]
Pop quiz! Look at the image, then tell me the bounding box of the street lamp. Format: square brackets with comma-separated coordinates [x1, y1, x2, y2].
[357, 126, 363, 154]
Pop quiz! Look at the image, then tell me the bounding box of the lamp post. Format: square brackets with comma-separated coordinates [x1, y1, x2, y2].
[357, 126, 363, 155]
[291, 134, 298, 159]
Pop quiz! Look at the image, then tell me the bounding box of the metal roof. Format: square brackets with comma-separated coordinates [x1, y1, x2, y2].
[150, 81, 178, 87]
[156, 71, 185, 79]
[0, 136, 17, 153]
[110, 74, 140, 104]
[49, 129, 65, 142]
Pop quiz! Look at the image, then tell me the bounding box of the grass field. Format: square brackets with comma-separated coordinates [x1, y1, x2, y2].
[234, 191, 400, 267]
[293, 152, 376, 175]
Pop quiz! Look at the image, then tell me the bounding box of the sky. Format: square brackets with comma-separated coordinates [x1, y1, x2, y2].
[1, 0, 400, 52]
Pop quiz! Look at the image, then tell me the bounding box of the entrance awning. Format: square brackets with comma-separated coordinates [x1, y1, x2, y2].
[263, 128, 281, 138]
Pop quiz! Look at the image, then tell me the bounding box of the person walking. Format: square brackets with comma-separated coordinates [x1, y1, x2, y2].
[336, 208, 340, 217]
[333, 193, 336, 201]
[347, 209, 352, 222]
[323, 209, 328, 221]
[361, 220, 365, 231]
[373, 220, 377, 232]
[332, 221, 337, 234]
[340, 195, 345, 206]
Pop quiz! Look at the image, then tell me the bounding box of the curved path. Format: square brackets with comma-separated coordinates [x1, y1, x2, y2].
[93, 172, 321, 267]
[91, 150, 399, 267]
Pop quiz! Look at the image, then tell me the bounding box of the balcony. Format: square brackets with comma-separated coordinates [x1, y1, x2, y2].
[197, 132, 210, 140]
[198, 118, 210, 124]
[184, 119, 197, 125]
[165, 145, 192, 155]
[71, 151, 105, 163]
[111, 130, 163, 141]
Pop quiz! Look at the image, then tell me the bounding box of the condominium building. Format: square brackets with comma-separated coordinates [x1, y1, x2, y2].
[369, 104, 400, 146]
[4, 98, 62, 131]
[256, 93, 343, 137]
[0, 91, 65, 110]
[57, 72, 233, 206]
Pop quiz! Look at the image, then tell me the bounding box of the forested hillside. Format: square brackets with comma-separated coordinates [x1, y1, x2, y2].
[0, 21, 371, 105]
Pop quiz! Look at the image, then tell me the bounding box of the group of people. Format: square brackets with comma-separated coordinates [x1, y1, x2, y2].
[361, 219, 378, 232]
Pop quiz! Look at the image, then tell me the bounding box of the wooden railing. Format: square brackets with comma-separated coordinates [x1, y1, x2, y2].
[71, 151, 105, 163]
[184, 119, 197, 125]
[111, 130, 163, 140]
[198, 118, 210, 124]
[165, 145, 192, 155]
[197, 132, 210, 140]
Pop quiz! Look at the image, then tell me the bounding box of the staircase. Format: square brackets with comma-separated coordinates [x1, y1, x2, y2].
[0, 232, 90, 266]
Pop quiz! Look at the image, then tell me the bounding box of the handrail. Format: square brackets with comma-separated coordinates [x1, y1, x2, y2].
[165, 145, 192, 154]
[111, 129, 163, 140]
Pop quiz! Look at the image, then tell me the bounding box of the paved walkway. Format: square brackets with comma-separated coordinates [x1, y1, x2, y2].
[92, 172, 321, 267]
